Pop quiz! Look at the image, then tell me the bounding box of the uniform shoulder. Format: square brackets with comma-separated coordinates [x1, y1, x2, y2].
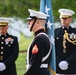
[55, 27, 61, 30]
[37, 33, 49, 38]
[54, 27, 61, 31]
[9, 34, 18, 39]
[69, 26, 76, 31]
[71, 27, 76, 30]
[36, 33, 50, 42]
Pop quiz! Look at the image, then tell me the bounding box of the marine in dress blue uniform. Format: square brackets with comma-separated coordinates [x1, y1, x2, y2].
[0, 17, 19, 75]
[24, 9, 52, 75]
[55, 9, 76, 75]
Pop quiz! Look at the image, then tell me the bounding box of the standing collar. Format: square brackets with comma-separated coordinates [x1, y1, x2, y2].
[34, 29, 45, 36]
[62, 26, 70, 30]
[0, 33, 9, 37]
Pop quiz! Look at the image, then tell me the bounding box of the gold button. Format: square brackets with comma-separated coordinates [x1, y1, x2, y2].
[57, 37, 59, 39]
[2, 37, 4, 40]
[9, 45, 11, 47]
[1, 47, 3, 49]
[0, 56, 3, 60]
[1, 42, 4, 44]
[1, 52, 3, 54]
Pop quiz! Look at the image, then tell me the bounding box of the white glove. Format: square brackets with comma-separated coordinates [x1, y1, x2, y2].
[0, 63, 6, 71]
[59, 61, 69, 70]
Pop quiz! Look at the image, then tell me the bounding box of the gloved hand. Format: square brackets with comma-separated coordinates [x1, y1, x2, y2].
[59, 61, 69, 70]
[0, 63, 6, 71]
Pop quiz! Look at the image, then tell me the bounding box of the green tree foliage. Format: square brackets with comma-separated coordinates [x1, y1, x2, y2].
[52, 0, 76, 21]
[0, 0, 76, 21]
[0, 0, 40, 19]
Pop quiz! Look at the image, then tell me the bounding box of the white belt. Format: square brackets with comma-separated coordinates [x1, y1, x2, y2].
[40, 64, 48, 68]
[26, 64, 48, 69]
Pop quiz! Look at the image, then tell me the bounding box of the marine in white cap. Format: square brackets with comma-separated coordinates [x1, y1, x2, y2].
[26, 9, 48, 31]
[0, 17, 19, 75]
[0, 17, 10, 35]
[55, 8, 76, 75]
[24, 9, 51, 75]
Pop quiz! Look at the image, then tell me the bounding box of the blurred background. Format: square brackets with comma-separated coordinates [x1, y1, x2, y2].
[0, 0, 76, 75]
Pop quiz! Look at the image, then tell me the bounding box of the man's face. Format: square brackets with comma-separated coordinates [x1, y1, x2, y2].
[0, 25, 9, 35]
[60, 17, 72, 27]
[28, 19, 35, 31]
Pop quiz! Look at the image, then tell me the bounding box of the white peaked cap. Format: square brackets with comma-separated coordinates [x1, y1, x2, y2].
[0, 17, 10, 23]
[58, 8, 75, 18]
[0, 17, 10, 25]
[27, 9, 49, 20]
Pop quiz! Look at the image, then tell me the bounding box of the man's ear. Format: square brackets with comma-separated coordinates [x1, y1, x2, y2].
[70, 17, 72, 22]
[7, 25, 9, 29]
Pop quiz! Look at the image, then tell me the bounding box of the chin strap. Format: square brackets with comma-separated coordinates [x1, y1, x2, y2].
[30, 18, 37, 31]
